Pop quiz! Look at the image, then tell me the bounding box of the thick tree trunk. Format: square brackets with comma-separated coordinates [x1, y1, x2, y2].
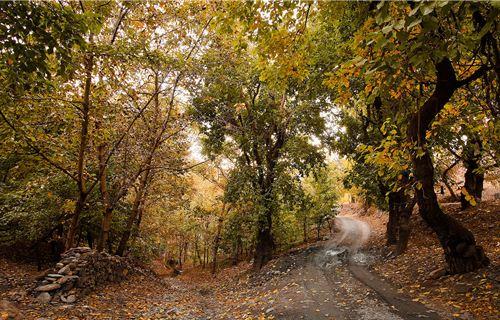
[460, 138, 484, 210]
[386, 192, 400, 245]
[253, 218, 274, 270]
[253, 192, 275, 270]
[396, 197, 416, 255]
[408, 59, 489, 274]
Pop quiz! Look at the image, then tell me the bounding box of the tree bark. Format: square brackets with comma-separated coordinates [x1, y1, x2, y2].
[303, 216, 308, 242]
[316, 218, 322, 241]
[97, 139, 112, 252]
[442, 159, 459, 201]
[211, 214, 224, 275]
[115, 169, 149, 256]
[253, 212, 274, 270]
[65, 53, 94, 250]
[460, 138, 484, 210]
[396, 196, 416, 255]
[386, 192, 400, 245]
[408, 58, 489, 273]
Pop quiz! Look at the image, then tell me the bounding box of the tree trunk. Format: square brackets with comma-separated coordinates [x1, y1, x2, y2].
[211, 215, 224, 275]
[442, 159, 459, 201]
[253, 208, 274, 270]
[65, 193, 87, 250]
[178, 241, 183, 269]
[460, 138, 484, 210]
[232, 237, 241, 266]
[303, 216, 308, 242]
[396, 196, 416, 255]
[408, 59, 489, 274]
[194, 237, 201, 266]
[97, 140, 112, 252]
[316, 218, 322, 241]
[115, 170, 149, 256]
[386, 192, 400, 245]
[65, 53, 93, 250]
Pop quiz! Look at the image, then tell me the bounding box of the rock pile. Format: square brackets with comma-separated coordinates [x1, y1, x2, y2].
[34, 247, 130, 304]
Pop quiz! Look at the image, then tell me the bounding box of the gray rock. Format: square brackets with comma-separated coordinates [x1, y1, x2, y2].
[65, 295, 76, 303]
[47, 274, 64, 278]
[57, 265, 71, 275]
[57, 275, 72, 284]
[428, 267, 446, 280]
[35, 283, 61, 292]
[166, 307, 179, 315]
[55, 263, 64, 268]
[36, 292, 51, 304]
[266, 307, 275, 314]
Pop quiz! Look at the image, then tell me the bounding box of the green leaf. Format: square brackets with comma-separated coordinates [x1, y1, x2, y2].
[396, 31, 409, 43]
[407, 18, 422, 30]
[409, 5, 420, 17]
[382, 24, 393, 34]
[420, 3, 435, 16]
[393, 19, 405, 31]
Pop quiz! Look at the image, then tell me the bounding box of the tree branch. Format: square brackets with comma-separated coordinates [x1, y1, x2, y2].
[456, 65, 491, 88]
[0, 109, 77, 182]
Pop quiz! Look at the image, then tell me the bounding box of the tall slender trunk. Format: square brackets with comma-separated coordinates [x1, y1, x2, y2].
[97, 139, 112, 252]
[194, 237, 201, 266]
[211, 206, 225, 275]
[442, 159, 459, 201]
[316, 218, 322, 241]
[461, 138, 484, 210]
[115, 169, 149, 256]
[303, 216, 308, 242]
[65, 53, 94, 250]
[232, 236, 241, 266]
[408, 59, 489, 273]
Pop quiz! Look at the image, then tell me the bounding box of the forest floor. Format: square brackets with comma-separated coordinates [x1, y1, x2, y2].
[0, 200, 498, 320]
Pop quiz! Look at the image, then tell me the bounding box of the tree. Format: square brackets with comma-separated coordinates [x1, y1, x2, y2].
[334, 1, 497, 273]
[191, 1, 326, 269]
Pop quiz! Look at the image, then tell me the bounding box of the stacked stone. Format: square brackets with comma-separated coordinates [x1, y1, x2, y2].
[34, 247, 130, 304]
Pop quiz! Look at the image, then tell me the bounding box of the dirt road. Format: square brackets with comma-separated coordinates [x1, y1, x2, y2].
[250, 216, 444, 320]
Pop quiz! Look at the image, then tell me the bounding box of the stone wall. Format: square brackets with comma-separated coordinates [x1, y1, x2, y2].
[34, 247, 130, 304]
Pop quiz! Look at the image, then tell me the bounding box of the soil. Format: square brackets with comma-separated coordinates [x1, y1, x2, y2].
[1, 200, 498, 320]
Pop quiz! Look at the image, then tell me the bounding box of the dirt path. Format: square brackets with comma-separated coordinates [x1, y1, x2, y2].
[3, 215, 449, 319]
[251, 216, 444, 320]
